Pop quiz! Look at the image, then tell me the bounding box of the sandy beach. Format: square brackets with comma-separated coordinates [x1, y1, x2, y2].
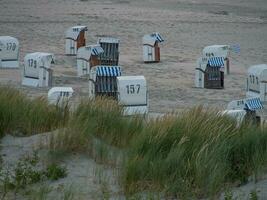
[0, 0, 266, 113]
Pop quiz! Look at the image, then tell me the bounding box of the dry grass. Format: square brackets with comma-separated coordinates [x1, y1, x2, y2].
[2, 87, 267, 198]
[123, 107, 267, 198]
[0, 86, 67, 137]
[48, 97, 144, 153]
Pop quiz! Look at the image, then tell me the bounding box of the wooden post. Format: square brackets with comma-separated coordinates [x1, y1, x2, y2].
[48, 69, 53, 87]
[77, 30, 85, 50]
[226, 58, 230, 75]
[154, 42, 159, 62]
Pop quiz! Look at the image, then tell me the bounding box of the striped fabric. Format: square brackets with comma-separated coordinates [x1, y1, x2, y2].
[245, 97, 263, 111]
[96, 66, 121, 77]
[91, 46, 104, 56]
[207, 57, 224, 67]
[151, 33, 164, 43]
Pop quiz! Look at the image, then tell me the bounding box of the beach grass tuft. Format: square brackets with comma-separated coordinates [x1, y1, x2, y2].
[0, 86, 67, 137]
[49, 97, 144, 153]
[123, 107, 267, 198]
[2, 87, 267, 198]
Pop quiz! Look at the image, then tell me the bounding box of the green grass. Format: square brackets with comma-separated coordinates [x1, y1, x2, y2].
[48, 99, 267, 198]
[45, 163, 67, 181]
[0, 86, 68, 137]
[62, 184, 76, 200]
[123, 107, 267, 198]
[0, 153, 67, 191]
[49, 97, 144, 153]
[1, 87, 267, 198]
[28, 185, 51, 200]
[72, 97, 144, 147]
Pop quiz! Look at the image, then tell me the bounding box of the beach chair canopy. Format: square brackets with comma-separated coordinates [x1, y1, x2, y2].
[65, 26, 87, 40]
[98, 37, 120, 44]
[227, 97, 263, 112]
[0, 36, 19, 60]
[203, 45, 230, 58]
[48, 87, 74, 97]
[96, 66, 122, 77]
[77, 45, 104, 60]
[24, 52, 54, 67]
[244, 97, 263, 111]
[142, 32, 164, 46]
[48, 87, 74, 105]
[248, 64, 267, 80]
[91, 45, 104, 56]
[24, 52, 54, 78]
[207, 57, 225, 67]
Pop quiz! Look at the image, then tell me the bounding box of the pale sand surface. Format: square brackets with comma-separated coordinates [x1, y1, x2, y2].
[1, 134, 123, 199]
[0, 0, 266, 113]
[0, 0, 267, 198]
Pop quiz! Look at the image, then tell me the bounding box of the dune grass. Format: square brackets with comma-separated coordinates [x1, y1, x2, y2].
[0, 86, 67, 137]
[49, 97, 144, 153]
[46, 98, 267, 198]
[1, 87, 267, 198]
[47, 97, 267, 198]
[123, 107, 267, 198]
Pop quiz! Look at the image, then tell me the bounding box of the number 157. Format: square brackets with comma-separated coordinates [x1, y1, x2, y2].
[126, 84, 140, 94]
